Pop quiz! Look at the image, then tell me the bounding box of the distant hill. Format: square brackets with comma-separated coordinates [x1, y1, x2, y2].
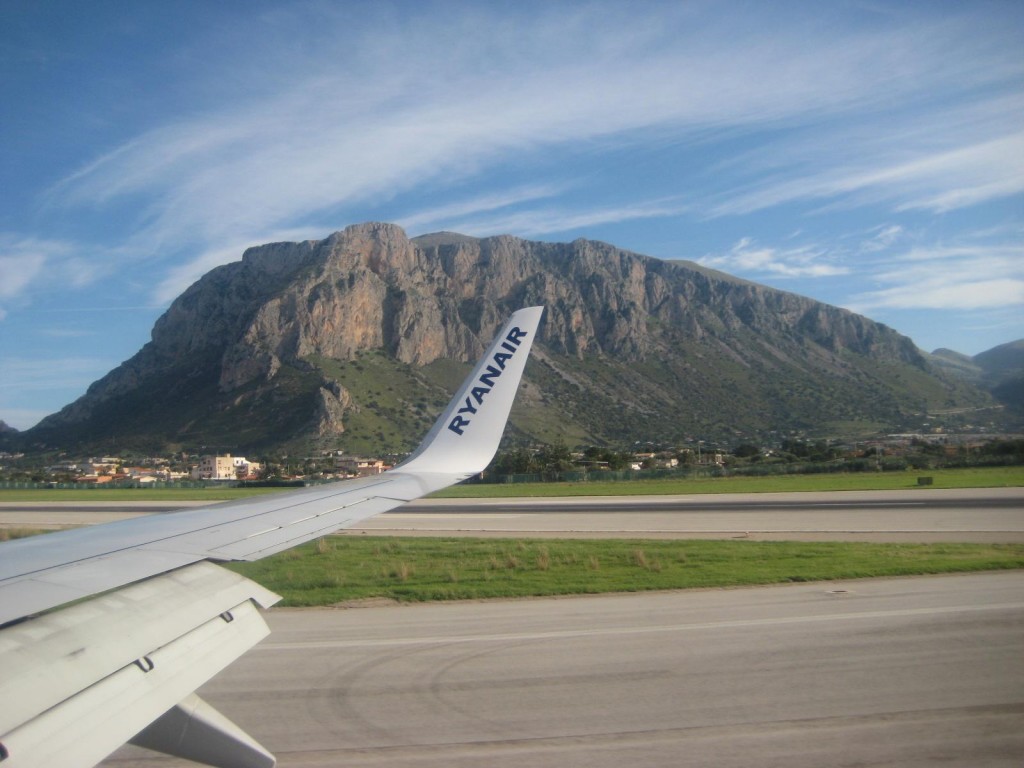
[974, 339, 1024, 378]
[972, 340, 1024, 415]
[20, 223, 1001, 455]
[0, 421, 18, 452]
[928, 348, 983, 384]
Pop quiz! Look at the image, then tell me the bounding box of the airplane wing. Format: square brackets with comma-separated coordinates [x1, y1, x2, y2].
[0, 306, 544, 768]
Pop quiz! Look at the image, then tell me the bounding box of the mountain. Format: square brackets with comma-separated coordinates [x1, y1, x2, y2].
[928, 341, 1023, 414]
[972, 340, 1024, 414]
[974, 339, 1024, 379]
[21, 223, 999, 455]
[928, 348, 982, 384]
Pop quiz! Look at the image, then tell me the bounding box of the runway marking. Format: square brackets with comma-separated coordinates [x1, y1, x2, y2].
[256, 601, 1024, 651]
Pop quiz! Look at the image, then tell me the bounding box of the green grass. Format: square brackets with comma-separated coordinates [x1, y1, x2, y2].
[0, 487, 284, 502]
[435, 466, 1024, 498]
[226, 536, 1024, 606]
[1, 466, 1019, 502]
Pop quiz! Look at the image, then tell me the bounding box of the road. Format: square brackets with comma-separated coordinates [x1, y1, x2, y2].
[103, 571, 1024, 767]
[3, 487, 1023, 542]
[368, 487, 1024, 542]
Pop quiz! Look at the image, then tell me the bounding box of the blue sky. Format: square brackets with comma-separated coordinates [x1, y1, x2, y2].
[1, 1, 1022, 431]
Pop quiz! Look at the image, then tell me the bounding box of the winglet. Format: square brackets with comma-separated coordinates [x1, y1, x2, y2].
[395, 306, 543, 478]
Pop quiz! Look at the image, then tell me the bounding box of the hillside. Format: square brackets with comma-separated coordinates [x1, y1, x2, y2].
[20, 223, 999, 455]
[972, 340, 1024, 416]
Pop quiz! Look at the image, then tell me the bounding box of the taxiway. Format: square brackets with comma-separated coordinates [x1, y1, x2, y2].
[104, 571, 1024, 767]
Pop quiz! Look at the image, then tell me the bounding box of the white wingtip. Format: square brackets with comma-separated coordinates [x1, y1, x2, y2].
[396, 306, 544, 477]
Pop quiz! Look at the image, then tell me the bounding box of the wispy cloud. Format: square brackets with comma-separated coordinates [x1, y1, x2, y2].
[850, 241, 1024, 312]
[0, 235, 95, 319]
[699, 237, 849, 279]
[432, 198, 691, 239]
[0, 237, 59, 300]
[397, 185, 567, 233]
[860, 225, 905, 253]
[0, 233, 139, 319]
[38, 3, 1022, 298]
[710, 128, 1024, 218]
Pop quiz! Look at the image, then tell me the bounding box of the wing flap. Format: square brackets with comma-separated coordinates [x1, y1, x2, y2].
[129, 692, 275, 768]
[0, 549, 203, 626]
[0, 562, 277, 767]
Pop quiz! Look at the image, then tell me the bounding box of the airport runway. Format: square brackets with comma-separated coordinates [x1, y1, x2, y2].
[3, 487, 1023, 542]
[361, 487, 1024, 542]
[103, 571, 1024, 767]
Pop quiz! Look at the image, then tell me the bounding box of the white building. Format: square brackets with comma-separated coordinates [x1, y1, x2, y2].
[190, 454, 261, 481]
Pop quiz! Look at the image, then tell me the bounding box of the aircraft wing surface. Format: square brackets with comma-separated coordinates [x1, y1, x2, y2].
[0, 306, 543, 768]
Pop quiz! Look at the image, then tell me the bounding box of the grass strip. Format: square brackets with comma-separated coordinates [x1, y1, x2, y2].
[0, 487, 283, 502]
[1, 466, 1020, 503]
[434, 466, 1024, 497]
[226, 537, 1024, 607]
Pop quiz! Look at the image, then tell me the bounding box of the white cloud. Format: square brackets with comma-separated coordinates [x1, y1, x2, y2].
[398, 185, 567, 233]
[712, 131, 1024, 217]
[860, 225, 905, 253]
[856, 279, 1024, 311]
[699, 238, 849, 279]
[46, 4, 1023, 262]
[850, 242, 1024, 312]
[707, 87, 1024, 218]
[0, 235, 126, 315]
[434, 198, 690, 239]
[0, 252, 46, 301]
[0, 236, 90, 318]
[0, 238, 55, 299]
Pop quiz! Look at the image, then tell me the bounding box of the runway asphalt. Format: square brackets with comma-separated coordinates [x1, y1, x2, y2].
[103, 571, 1024, 767]
[358, 487, 1024, 542]
[3, 487, 1023, 542]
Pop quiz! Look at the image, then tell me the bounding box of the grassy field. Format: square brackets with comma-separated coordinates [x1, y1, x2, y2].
[0, 486, 284, 502]
[0, 466, 1020, 503]
[227, 536, 1024, 606]
[437, 466, 1024, 497]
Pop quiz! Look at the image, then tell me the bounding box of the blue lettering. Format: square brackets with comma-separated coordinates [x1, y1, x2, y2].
[505, 326, 528, 346]
[448, 415, 470, 435]
[479, 365, 502, 388]
[447, 325, 530, 437]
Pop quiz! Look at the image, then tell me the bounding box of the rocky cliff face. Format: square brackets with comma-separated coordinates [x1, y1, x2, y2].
[26, 223, 994, 453]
